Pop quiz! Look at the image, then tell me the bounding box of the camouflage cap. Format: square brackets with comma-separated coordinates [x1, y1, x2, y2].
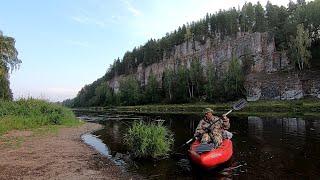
[204, 108, 214, 114]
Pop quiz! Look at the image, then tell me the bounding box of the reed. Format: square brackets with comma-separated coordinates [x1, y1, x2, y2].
[124, 121, 174, 159]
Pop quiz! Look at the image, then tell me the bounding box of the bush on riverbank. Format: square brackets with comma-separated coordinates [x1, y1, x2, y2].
[0, 99, 80, 135]
[124, 121, 174, 159]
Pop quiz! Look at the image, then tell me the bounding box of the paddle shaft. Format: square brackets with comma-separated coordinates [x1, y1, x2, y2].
[186, 137, 195, 144]
[224, 109, 233, 116]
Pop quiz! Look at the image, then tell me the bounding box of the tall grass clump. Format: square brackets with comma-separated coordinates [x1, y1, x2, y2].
[124, 121, 174, 159]
[0, 98, 80, 135]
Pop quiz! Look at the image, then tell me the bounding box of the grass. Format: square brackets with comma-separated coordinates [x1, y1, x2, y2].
[0, 98, 82, 136]
[111, 99, 320, 116]
[124, 121, 174, 159]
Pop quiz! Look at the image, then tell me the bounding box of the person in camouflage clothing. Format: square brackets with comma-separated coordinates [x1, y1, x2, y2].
[194, 108, 231, 148]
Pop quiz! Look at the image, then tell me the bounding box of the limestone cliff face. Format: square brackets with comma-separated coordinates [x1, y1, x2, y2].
[245, 71, 320, 101]
[108, 32, 320, 101]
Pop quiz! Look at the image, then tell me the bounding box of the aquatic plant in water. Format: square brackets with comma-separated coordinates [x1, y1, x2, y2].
[124, 121, 174, 159]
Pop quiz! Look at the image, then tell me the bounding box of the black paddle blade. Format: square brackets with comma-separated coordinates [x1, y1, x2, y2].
[232, 98, 247, 111]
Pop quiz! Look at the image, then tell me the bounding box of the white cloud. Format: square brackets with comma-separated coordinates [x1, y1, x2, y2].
[122, 0, 142, 17]
[71, 15, 108, 28]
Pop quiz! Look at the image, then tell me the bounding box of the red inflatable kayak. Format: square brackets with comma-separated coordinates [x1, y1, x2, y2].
[188, 139, 233, 169]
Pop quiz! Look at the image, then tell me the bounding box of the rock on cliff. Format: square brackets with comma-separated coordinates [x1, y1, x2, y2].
[108, 32, 320, 101]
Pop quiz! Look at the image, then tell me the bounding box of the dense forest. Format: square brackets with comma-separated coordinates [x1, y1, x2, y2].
[0, 31, 21, 100]
[64, 0, 320, 107]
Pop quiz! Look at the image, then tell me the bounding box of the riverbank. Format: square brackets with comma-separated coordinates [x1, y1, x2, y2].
[74, 99, 320, 117]
[0, 99, 80, 135]
[0, 122, 133, 179]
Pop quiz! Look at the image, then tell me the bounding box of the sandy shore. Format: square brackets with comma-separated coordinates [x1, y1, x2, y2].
[0, 123, 136, 180]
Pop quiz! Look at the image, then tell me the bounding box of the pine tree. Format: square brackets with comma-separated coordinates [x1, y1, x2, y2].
[145, 73, 161, 103]
[254, 2, 266, 32]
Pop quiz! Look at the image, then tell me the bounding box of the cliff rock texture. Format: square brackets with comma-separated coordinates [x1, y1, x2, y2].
[108, 32, 320, 101]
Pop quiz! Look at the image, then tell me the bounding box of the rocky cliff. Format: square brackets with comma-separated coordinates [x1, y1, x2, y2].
[108, 32, 320, 101]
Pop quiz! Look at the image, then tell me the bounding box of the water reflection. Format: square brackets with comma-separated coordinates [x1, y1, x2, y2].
[81, 134, 111, 157]
[77, 110, 320, 179]
[248, 116, 264, 142]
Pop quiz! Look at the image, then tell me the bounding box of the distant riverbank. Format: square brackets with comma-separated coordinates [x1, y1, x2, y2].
[74, 99, 320, 117]
[0, 99, 82, 135]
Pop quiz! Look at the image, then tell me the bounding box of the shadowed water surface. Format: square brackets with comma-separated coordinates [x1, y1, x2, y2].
[76, 111, 320, 179]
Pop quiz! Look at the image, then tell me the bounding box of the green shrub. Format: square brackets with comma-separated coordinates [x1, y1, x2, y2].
[0, 98, 80, 135]
[124, 121, 174, 159]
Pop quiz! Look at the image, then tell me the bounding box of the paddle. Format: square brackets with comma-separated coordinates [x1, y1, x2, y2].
[178, 98, 248, 150]
[223, 98, 247, 116]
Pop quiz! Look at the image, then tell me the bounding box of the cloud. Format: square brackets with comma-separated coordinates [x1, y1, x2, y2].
[71, 7, 115, 27]
[122, 0, 142, 17]
[71, 15, 108, 28]
[70, 7, 123, 28]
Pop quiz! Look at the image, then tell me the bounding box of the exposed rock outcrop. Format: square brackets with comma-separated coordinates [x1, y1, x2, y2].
[245, 70, 320, 101]
[108, 32, 320, 100]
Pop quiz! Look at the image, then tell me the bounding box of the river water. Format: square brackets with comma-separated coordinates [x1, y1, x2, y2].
[76, 111, 320, 179]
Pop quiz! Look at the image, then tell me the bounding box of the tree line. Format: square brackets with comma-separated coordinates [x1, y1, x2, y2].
[65, 57, 245, 107]
[65, 0, 320, 107]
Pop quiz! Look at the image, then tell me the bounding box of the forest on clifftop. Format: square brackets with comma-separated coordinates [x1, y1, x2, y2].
[64, 0, 320, 107]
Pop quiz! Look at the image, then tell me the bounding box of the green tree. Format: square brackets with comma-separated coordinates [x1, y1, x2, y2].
[163, 68, 175, 101]
[224, 57, 245, 100]
[184, 27, 193, 50]
[205, 62, 220, 102]
[144, 73, 161, 103]
[288, 24, 312, 70]
[175, 66, 189, 103]
[189, 58, 204, 99]
[254, 2, 266, 32]
[0, 31, 21, 73]
[241, 2, 255, 32]
[0, 31, 21, 100]
[304, 0, 320, 40]
[225, 8, 239, 36]
[119, 75, 141, 105]
[94, 82, 109, 106]
[0, 61, 12, 100]
[265, 2, 290, 49]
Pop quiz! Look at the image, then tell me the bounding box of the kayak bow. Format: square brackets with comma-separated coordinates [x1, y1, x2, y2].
[188, 139, 233, 169]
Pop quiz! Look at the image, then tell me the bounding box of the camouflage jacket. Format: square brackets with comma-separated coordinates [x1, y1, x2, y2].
[194, 115, 230, 139]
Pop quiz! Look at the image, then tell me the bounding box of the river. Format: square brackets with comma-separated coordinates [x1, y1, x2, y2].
[75, 110, 320, 179]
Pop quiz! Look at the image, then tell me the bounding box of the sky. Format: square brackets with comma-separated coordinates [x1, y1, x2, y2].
[0, 0, 294, 102]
